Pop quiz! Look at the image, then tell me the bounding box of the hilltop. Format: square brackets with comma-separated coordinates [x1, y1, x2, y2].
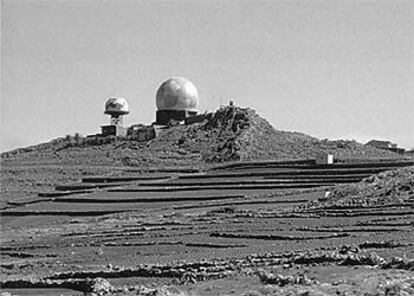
[1, 106, 404, 201]
[1, 105, 402, 167]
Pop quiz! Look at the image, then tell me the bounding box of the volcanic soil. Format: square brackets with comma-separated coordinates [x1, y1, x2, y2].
[1, 106, 413, 295]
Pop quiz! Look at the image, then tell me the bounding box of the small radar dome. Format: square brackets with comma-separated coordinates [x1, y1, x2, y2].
[104, 97, 129, 116]
[156, 77, 199, 111]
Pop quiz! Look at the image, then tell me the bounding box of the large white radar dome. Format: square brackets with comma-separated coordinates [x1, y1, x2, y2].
[156, 77, 199, 111]
[104, 97, 129, 115]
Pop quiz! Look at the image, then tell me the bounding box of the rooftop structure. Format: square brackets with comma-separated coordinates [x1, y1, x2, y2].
[155, 77, 199, 125]
[104, 97, 129, 125]
[102, 97, 129, 137]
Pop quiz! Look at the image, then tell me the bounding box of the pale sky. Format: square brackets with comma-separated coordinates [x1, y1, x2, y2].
[1, 0, 413, 152]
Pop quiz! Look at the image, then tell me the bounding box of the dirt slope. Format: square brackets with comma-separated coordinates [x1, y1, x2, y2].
[305, 165, 414, 209]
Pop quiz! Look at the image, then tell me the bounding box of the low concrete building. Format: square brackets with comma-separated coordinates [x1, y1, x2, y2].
[405, 149, 414, 157]
[128, 126, 157, 142]
[366, 140, 405, 154]
[101, 125, 127, 137]
[366, 140, 396, 149]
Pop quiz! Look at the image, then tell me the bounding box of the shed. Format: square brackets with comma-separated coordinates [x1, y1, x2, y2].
[315, 153, 334, 165]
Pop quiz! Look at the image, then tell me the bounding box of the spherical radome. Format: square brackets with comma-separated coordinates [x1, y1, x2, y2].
[156, 77, 199, 111]
[104, 98, 129, 115]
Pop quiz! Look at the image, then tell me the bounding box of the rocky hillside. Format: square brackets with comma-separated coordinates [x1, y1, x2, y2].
[0, 105, 407, 201]
[1, 106, 403, 167]
[306, 165, 414, 209]
[202, 107, 402, 162]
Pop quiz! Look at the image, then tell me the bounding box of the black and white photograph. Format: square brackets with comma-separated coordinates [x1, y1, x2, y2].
[1, 0, 414, 295]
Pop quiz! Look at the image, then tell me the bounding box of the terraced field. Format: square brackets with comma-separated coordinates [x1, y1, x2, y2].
[1, 161, 413, 295]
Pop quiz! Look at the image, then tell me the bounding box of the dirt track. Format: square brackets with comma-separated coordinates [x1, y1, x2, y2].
[1, 162, 414, 295]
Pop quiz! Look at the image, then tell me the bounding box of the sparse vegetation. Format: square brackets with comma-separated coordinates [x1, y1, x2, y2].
[1, 106, 405, 167]
[1, 106, 412, 296]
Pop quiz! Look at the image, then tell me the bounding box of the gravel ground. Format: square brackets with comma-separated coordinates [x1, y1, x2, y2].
[1, 165, 413, 295]
[0, 106, 412, 295]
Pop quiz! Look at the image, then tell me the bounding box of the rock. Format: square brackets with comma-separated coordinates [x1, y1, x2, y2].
[257, 270, 318, 287]
[135, 284, 157, 295]
[86, 277, 114, 296]
[338, 244, 360, 255]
